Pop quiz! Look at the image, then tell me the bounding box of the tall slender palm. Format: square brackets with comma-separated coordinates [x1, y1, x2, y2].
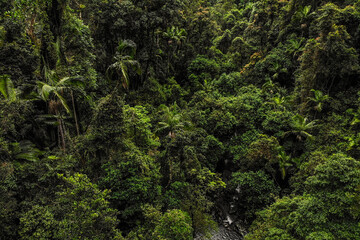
[37, 69, 84, 150]
[107, 40, 142, 90]
[156, 103, 191, 187]
[163, 26, 187, 74]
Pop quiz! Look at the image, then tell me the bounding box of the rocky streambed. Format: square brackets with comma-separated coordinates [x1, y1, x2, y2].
[195, 225, 245, 240]
[195, 162, 248, 240]
[195, 203, 247, 240]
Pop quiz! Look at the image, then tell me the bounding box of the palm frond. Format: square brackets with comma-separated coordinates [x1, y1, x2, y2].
[0, 75, 16, 101]
[58, 76, 85, 88]
[11, 141, 43, 162]
[53, 91, 72, 114]
[38, 82, 54, 101]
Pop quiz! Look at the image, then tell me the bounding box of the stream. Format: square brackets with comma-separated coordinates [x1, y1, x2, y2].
[195, 162, 248, 240]
[195, 226, 244, 240]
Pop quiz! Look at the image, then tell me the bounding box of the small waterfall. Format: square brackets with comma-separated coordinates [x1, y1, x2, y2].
[226, 214, 233, 225]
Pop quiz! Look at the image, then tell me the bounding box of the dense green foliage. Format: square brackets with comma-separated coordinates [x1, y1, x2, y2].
[2, 0, 360, 239]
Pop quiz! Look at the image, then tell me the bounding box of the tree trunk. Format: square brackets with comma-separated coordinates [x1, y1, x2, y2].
[56, 109, 66, 152]
[71, 90, 80, 136]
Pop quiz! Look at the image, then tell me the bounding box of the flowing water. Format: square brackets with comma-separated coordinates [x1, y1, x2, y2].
[195, 225, 244, 240]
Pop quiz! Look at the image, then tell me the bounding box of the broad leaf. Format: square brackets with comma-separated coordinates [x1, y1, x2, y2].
[37, 81, 54, 101]
[54, 91, 72, 114]
[0, 75, 16, 101]
[57, 76, 85, 88]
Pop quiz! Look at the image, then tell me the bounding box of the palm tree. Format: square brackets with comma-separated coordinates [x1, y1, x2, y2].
[37, 69, 84, 150]
[156, 104, 191, 139]
[296, 5, 311, 22]
[0, 75, 17, 102]
[286, 38, 304, 58]
[269, 61, 287, 80]
[262, 78, 280, 94]
[163, 26, 187, 45]
[107, 40, 142, 90]
[284, 114, 317, 141]
[308, 89, 329, 112]
[276, 146, 292, 180]
[273, 96, 286, 106]
[162, 26, 187, 74]
[267, 94, 289, 110]
[156, 103, 191, 188]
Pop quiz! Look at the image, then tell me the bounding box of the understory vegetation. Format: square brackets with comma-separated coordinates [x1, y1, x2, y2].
[2, 0, 360, 239]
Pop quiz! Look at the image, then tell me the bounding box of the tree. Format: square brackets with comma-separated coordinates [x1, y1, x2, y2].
[308, 89, 329, 112]
[37, 70, 84, 150]
[107, 40, 142, 90]
[229, 170, 280, 224]
[295, 5, 312, 23]
[19, 173, 123, 240]
[157, 104, 191, 139]
[123, 105, 160, 151]
[0, 26, 5, 47]
[286, 38, 305, 58]
[0, 161, 18, 239]
[276, 146, 293, 180]
[262, 78, 280, 94]
[268, 95, 289, 110]
[245, 153, 360, 240]
[100, 146, 162, 229]
[163, 168, 225, 237]
[297, 14, 359, 103]
[284, 114, 317, 141]
[163, 26, 187, 46]
[153, 209, 193, 240]
[162, 26, 187, 74]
